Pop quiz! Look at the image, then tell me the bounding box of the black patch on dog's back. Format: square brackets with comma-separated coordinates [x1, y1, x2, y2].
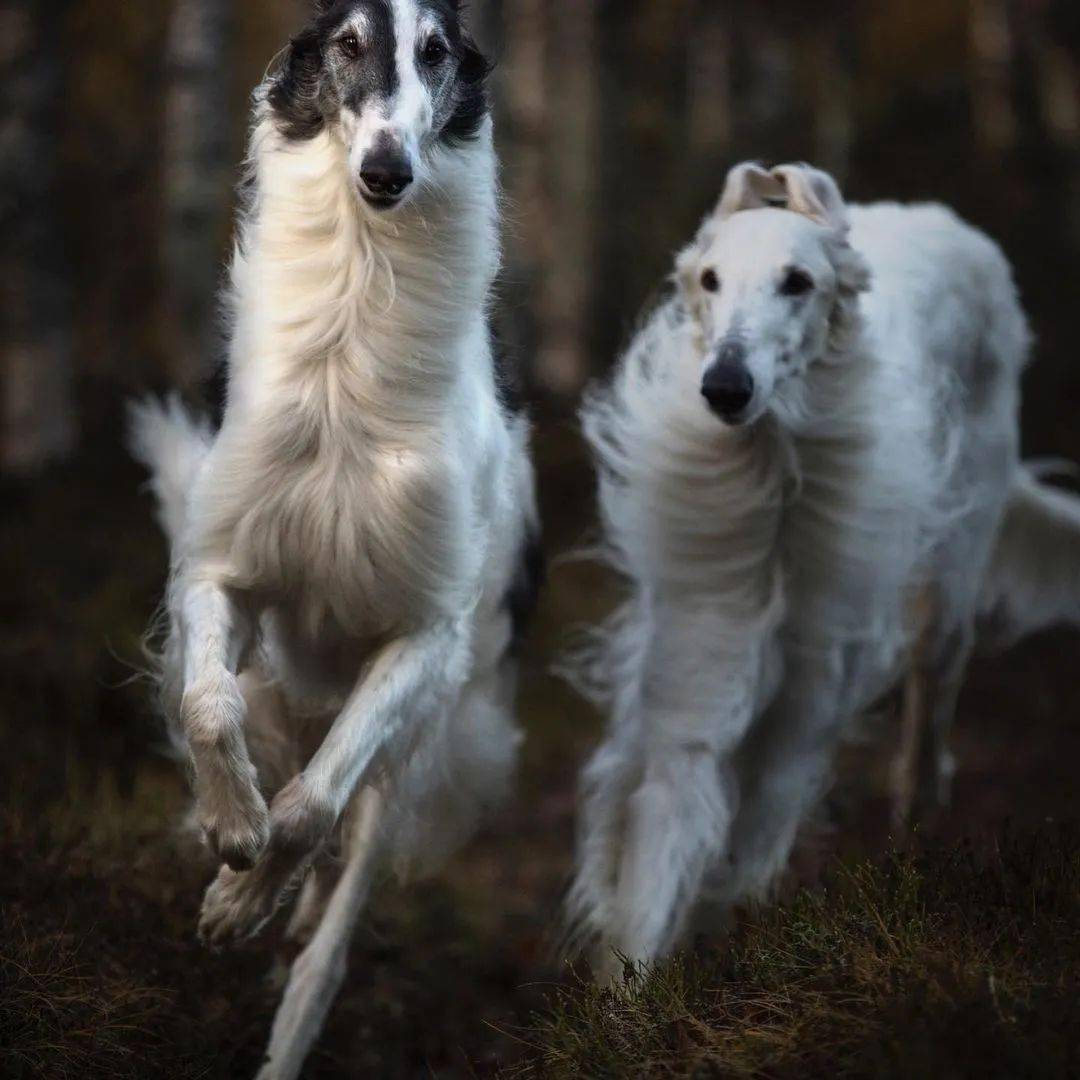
[201, 357, 229, 431]
[490, 326, 526, 417]
[504, 526, 545, 655]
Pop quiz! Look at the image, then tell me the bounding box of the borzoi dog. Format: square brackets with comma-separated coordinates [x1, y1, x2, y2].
[567, 161, 1080, 969]
[130, 2, 537, 1076]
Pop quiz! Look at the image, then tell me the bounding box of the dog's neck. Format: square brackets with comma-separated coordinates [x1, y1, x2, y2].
[226, 109, 499, 431]
[605, 302, 906, 638]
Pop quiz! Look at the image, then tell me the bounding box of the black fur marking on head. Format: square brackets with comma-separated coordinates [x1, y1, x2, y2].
[268, 0, 490, 145]
[440, 34, 491, 145]
[339, 1, 399, 114]
[268, 27, 326, 141]
[414, 0, 491, 145]
[269, 1, 400, 142]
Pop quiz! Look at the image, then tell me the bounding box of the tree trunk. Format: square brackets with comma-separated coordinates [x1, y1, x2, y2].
[162, 0, 233, 389]
[533, 0, 600, 395]
[0, 1, 76, 476]
[494, 0, 548, 392]
[969, 0, 1018, 153]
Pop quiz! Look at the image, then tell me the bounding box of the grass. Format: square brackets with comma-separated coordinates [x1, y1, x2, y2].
[508, 828, 1080, 1079]
[4, 447, 1080, 1076]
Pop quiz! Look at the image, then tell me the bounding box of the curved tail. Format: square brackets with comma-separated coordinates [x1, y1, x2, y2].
[127, 393, 213, 544]
[978, 466, 1080, 650]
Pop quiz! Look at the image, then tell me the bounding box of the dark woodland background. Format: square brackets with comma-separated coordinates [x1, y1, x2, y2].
[2, 1, 1080, 1077]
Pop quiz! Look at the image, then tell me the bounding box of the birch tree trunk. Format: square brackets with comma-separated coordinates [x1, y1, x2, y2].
[0, 1, 75, 476]
[534, 0, 600, 395]
[495, 0, 547, 391]
[162, 0, 233, 389]
[969, 0, 1018, 153]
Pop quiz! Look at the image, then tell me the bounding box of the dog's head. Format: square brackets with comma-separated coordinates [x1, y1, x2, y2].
[268, 0, 490, 211]
[675, 162, 871, 427]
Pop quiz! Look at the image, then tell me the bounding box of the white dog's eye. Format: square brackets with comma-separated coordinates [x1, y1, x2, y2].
[338, 33, 361, 60]
[420, 37, 449, 66]
[700, 268, 720, 293]
[779, 268, 814, 296]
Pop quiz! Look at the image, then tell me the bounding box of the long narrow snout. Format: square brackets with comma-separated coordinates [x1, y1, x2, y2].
[701, 340, 755, 424]
[358, 131, 414, 209]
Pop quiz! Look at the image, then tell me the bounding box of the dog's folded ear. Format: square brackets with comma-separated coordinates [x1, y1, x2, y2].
[716, 161, 850, 235]
[268, 29, 325, 141]
[717, 162, 789, 219]
[770, 164, 849, 235]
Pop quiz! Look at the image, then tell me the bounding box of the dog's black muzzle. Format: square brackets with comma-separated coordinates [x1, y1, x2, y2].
[701, 340, 754, 423]
[358, 135, 414, 208]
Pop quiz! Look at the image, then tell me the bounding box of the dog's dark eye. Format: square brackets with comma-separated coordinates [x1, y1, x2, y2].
[779, 268, 814, 296]
[338, 34, 361, 60]
[700, 268, 720, 293]
[420, 37, 448, 66]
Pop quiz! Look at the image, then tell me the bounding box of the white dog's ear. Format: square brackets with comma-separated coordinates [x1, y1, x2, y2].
[717, 162, 850, 234]
[771, 164, 849, 234]
[717, 162, 788, 219]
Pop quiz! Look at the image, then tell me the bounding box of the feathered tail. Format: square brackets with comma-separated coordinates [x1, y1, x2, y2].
[978, 465, 1080, 650]
[128, 394, 215, 763]
[127, 393, 213, 544]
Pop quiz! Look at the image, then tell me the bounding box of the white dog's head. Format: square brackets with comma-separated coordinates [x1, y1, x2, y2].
[675, 162, 871, 426]
[268, 0, 490, 211]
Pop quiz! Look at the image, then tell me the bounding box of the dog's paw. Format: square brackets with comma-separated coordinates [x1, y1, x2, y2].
[198, 778, 271, 872]
[198, 864, 279, 948]
[268, 776, 336, 857]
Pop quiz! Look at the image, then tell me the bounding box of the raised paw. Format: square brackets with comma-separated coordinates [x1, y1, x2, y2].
[198, 861, 290, 948]
[196, 777, 336, 948]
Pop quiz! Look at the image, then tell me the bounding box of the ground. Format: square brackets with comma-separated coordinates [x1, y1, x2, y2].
[2, 418, 1079, 1079]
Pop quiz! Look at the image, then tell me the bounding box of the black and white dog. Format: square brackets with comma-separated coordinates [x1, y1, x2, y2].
[131, 2, 537, 1076]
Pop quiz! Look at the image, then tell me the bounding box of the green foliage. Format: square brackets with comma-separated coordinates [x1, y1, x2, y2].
[510, 829, 1080, 1079]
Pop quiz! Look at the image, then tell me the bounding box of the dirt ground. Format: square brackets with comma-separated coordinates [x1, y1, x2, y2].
[2, 410, 1079, 1079]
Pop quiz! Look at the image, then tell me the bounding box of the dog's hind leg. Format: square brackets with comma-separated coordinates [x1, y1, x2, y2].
[256, 785, 382, 1080]
[907, 492, 1009, 822]
[264, 853, 344, 992]
[890, 586, 938, 827]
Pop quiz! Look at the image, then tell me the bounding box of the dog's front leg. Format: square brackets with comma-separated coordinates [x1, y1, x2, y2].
[198, 618, 470, 947]
[178, 577, 270, 870]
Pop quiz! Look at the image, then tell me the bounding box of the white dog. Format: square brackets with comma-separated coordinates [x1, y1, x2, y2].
[567, 161, 1080, 968]
[130, 2, 538, 1076]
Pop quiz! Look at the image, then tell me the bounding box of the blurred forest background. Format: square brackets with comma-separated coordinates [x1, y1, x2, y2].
[3, 1, 1080, 1077]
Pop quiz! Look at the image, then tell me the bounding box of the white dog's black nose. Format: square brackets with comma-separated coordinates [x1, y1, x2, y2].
[702, 347, 754, 421]
[359, 145, 414, 203]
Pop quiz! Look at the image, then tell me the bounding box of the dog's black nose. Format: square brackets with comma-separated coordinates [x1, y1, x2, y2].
[701, 348, 755, 421]
[359, 148, 413, 200]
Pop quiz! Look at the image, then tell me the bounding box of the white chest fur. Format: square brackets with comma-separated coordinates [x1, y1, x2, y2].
[186, 109, 498, 647]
